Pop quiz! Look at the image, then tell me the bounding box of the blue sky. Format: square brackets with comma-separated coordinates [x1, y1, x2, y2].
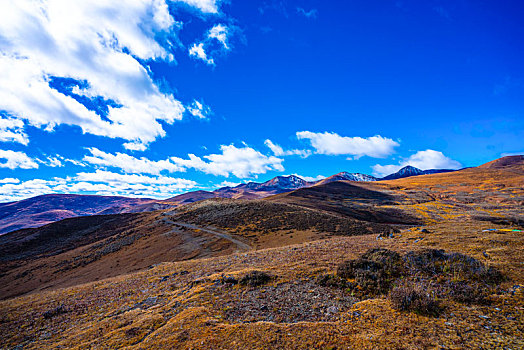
[0, 0, 523, 201]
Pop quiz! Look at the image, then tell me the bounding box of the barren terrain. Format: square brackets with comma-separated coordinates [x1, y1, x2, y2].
[0, 156, 523, 349]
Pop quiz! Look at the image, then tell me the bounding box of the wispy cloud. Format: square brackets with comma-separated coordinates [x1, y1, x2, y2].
[296, 7, 318, 19]
[188, 100, 212, 119]
[433, 6, 451, 20]
[264, 139, 311, 158]
[189, 23, 239, 65]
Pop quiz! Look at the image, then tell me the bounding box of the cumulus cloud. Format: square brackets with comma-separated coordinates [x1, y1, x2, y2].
[0, 150, 39, 169]
[0, 179, 63, 202]
[76, 170, 196, 187]
[0, 178, 20, 184]
[83, 144, 284, 179]
[0, 117, 28, 145]
[372, 149, 462, 177]
[0, 170, 197, 202]
[83, 147, 184, 175]
[296, 131, 399, 158]
[264, 139, 311, 158]
[0, 1, 225, 150]
[172, 144, 284, 178]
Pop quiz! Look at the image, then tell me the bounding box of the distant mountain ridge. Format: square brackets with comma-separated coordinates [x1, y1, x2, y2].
[0, 164, 461, 235]
[0, 194, 159, 235]
[381, 166, 455, 180]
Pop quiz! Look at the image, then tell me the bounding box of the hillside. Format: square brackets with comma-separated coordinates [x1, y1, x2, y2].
[0, 209, 252, 300]
[0, 187, 412, 300]
[0, 165, 463, 236]
[0, 156, 523, 348]
[0, 194, 162, 235]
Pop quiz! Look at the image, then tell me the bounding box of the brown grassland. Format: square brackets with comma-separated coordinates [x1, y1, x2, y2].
[0, 157, 523, 349]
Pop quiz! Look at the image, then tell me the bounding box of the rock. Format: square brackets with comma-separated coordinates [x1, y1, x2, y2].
[326, 306, 339, 314]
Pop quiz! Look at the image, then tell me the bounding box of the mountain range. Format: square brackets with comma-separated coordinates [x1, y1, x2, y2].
[0, 165, 455, 234]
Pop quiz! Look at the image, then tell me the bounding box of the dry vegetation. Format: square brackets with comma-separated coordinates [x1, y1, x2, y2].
[0, 157, 523, 349]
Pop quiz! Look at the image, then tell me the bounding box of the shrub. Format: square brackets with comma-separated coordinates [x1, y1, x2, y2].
[405, 249, 503, 284]
[43, 305, 68, 319]
[239, 271, 272, 287]
[389, 281, 440, 316]
[337, 248, 405, 295]
[441, 280, 488, 304]
[316, 274, 348, 288]
[405, 249, 448, 274]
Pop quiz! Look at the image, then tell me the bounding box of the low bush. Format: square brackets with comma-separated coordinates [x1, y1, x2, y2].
[389, 281, 440, 316]
[43, 305, 68, 319]
[336, 248, 405, 295]
[316, 274, 348, 289]
[334, 248, 504, 313]
[239, 271, 272, 287]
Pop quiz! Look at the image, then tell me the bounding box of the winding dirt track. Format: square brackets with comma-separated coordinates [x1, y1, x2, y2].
[163, 219, 251, 252]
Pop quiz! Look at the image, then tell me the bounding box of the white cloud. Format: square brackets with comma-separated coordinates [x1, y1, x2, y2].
[171, 144, 284, 178]
[291, 174, 326, 182]
[216, 180, 241, 188]
[296, 131, 399, 158]
[189, 23, 237, 65]
[189, 42, 215, 65]
[264, 139, 311, 158]
[0, 178, 20, 184]
[0, 117, 28, 145]
[208, 24, 229, 49]
[0, 149, 39, 169]
[175, 0, 220, 14]
[0, 1, 227, 151]
[44, 156, 63, 168]
[83, 147, 184, 175]
[76, 170, 196, 187]
[188, 100, 212, 119]
[372, 149, 462, 177]
[0, 178, 63, 202]
[501, 152, 523, 157]
[370, 164, 401, 177]
[0, 170, 198, 202]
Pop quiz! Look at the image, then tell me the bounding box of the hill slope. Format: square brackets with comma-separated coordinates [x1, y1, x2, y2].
[1, 156, 523, 348]
[0, 194, 161, 235]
